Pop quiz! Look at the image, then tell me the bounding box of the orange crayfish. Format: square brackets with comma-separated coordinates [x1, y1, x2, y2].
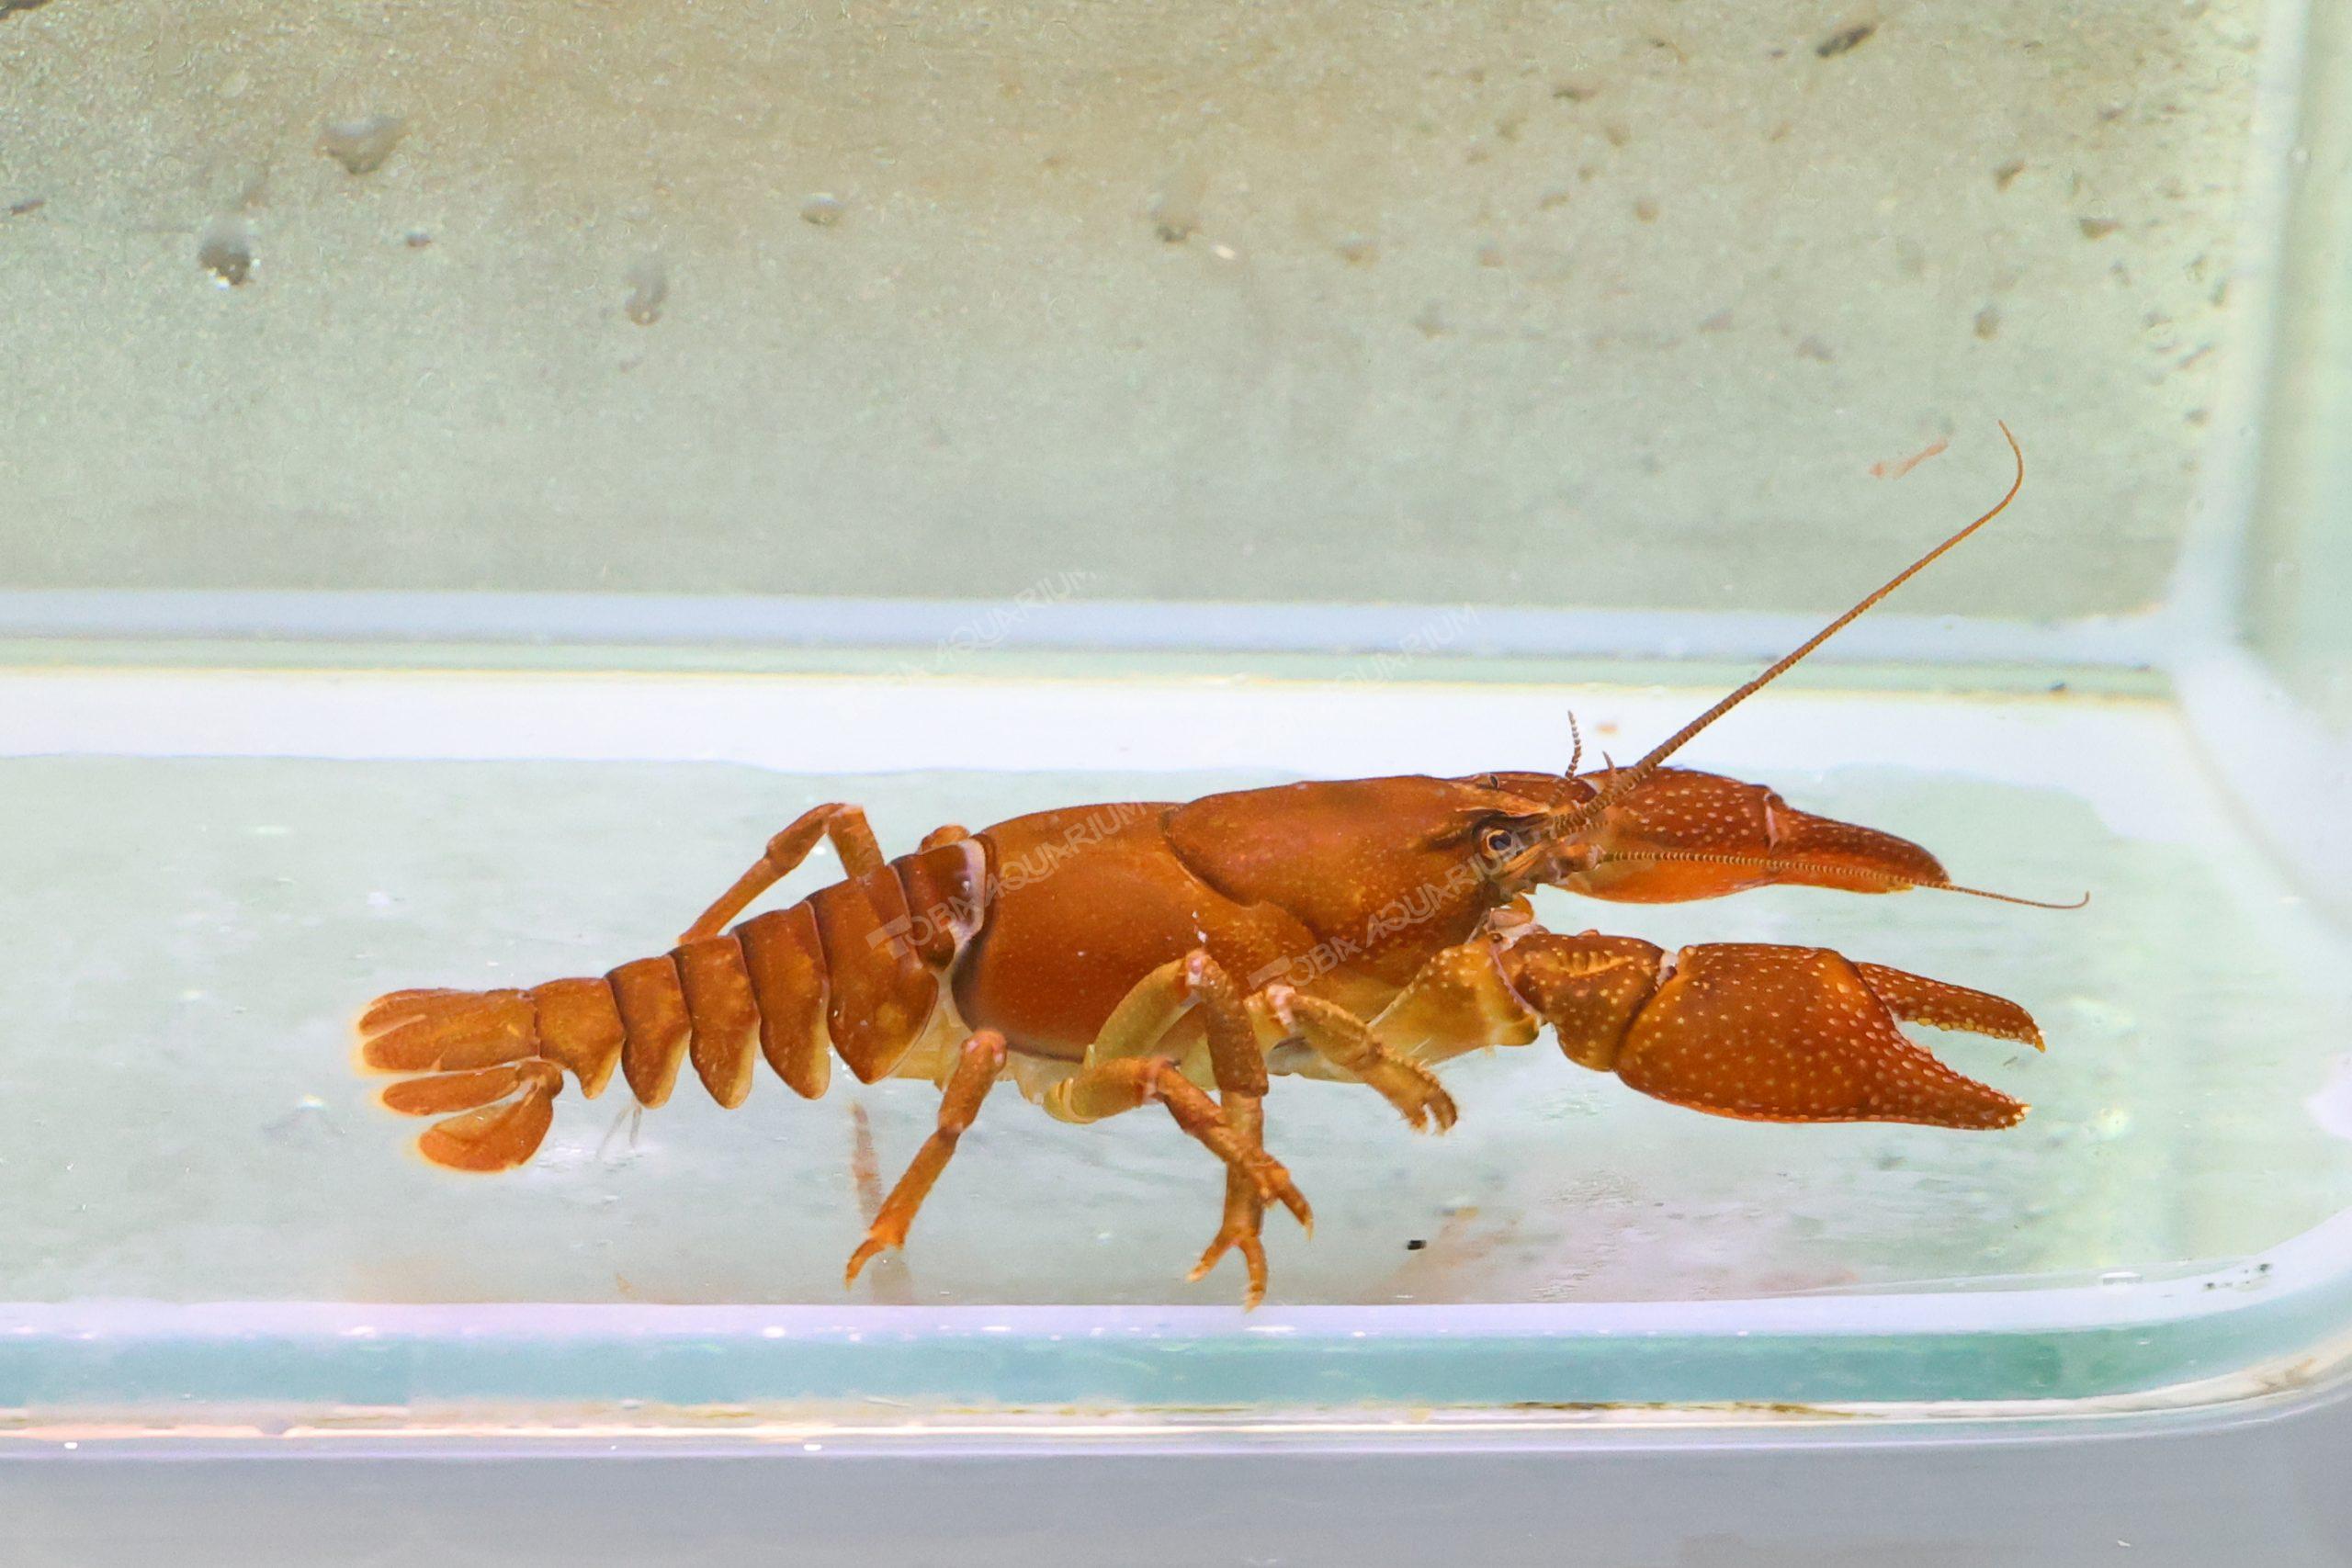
[357, 425, 2066, 1307]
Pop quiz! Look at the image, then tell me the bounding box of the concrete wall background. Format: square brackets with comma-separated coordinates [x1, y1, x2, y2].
[0, 0, 2265, 622]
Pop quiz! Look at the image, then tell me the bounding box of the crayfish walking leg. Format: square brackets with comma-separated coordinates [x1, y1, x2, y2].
[1263, 987, 1458, 1134]
[1034, 948, 1309, 1306]
[1179, 951, 1283, 1305]
[679, 802, 887, 942]
[1047, 1055, 1312, 1231]
[846, 1031, 1008, 1285]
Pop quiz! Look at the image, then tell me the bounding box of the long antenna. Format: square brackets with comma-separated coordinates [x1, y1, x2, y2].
[1546, 422, 2025, 841]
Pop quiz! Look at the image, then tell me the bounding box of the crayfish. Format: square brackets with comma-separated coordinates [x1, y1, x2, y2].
[357, 426, 2067, 1307]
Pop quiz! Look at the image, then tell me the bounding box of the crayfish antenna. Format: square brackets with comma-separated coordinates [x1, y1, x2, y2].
[1547, 423, 2025, 841]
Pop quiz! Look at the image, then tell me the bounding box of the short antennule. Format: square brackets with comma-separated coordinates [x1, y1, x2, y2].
[1545, 423, 2025, 843]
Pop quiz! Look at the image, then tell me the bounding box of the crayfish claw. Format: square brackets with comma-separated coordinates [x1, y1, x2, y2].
[1565, 769, 1951, 904]
[1854, 961, 2045, 1050]
[1498, 931, 2041, 1129]
[1615, 943, 2032, 1130]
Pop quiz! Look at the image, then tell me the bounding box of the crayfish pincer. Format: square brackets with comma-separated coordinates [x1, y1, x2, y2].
[357, 425, 2068, 1309]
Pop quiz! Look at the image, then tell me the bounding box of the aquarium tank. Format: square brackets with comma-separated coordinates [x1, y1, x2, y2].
[3, 0, 2349, 1562]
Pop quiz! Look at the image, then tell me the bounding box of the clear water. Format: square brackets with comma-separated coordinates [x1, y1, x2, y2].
[4, 669, 2348, 1417]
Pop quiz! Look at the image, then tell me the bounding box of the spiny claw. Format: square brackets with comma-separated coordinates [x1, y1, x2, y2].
[1618, 943, 2030, 1129]
[1564, 767, 1949, 903]
[1855, 961, 2043, 1049]
[1502, 933, 2038, 1131]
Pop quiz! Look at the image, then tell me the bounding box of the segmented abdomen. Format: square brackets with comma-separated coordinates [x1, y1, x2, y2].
[356, 839, 990, 1171]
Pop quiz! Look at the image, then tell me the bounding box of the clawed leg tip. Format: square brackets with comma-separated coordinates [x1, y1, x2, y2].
[843, 1240, 891, 1287]
[1187, 1253, 1267, 1310]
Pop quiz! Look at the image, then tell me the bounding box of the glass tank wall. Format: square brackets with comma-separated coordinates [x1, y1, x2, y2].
[1, 0, 2347, 1437]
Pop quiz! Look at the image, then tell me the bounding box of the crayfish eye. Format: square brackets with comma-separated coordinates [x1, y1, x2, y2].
[1478, 825, 1521, 861]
